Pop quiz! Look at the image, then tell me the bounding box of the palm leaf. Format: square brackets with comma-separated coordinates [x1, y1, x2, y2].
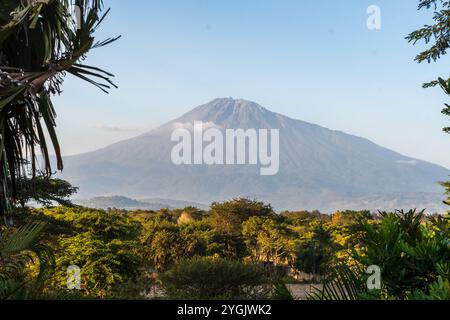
[308, 264, 365, 300]
[0, 221, 55, 300]
[0, 0, 119, 217]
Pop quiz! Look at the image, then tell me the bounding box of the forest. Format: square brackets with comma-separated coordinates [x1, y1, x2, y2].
[0, 0, 449, 301]
[1, 192, 449, 300]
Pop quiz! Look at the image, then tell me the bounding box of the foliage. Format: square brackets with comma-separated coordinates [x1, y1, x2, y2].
[441, 181, 450, 207]
[407, 0, 450, 202]
[39, 206, 142, 240]
[242, 216, 297, 265]
[206, 232, 248, 260]
[0, 221, 54, 299]
[436, 77, 450, 134]
[47, 232, 142, 298]
[0, 0, 117, 299]
[355, 210, 449, 299]
[308, 264, 368, 301]
[1, 198, 446, 300]
[34, 207, 144, 298]
[142, 216, 247, 271]
[144, 221, 183, 272]
[210, 198, 275, 235]
[0, 0, 118, 217]
[413, 276, 450, 300]
[406, 0, 450, 65]
[160, 257, 273, 300]
[280, 210, 327, 225]
[310, 210, 450, 300]
[295, 239, 331, 275]
[272, 280, 295, 300]
[13, 174, 78, 208]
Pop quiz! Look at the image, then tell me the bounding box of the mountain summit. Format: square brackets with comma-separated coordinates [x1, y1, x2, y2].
[167, 98, 280, 129]
[61, 98, 449, 212]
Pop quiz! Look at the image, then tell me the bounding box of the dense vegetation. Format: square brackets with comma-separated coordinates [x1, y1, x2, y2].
[0, 0, 449, 302]
[0, 198, 447, 300]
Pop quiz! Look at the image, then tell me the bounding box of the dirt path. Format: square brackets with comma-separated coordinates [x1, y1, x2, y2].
[287, 284, 322, 300]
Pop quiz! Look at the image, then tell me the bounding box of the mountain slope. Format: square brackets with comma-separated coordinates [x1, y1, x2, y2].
[75, 196, 208, 211]
[60, 98, 449, 212]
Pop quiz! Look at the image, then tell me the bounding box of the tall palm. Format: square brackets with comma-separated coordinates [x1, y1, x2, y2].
[0, 0, 118, 218]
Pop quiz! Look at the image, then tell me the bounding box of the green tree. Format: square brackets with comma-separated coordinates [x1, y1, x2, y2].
[37, 207, 143, 298]
[160, 257, 273, 300]
[280, 210, 327, 226]
[210, 198, 274, 235]
[143, 220, 182, 272]
[329, 211, 371, 265]
[242, 216, 296, 265]
[442, 181, 450, 206]
[13, 175, 78, 208]
[178, 221, 208, 257]
[207, 232, 248, 260]
[40, 206, 142, 241]
[0, 0, 118, 217]
[48, 232, 142, 298]
[295, 220, 334, 275]
[295, 240, 328, 275]
[407, 0, 450, 207]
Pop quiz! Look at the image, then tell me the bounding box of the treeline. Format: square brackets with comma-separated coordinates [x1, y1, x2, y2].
[2, 198, 448, 300]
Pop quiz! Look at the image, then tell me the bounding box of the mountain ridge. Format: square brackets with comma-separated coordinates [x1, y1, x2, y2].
[59, 98, 449, 212]
[75, 195, 208, 211]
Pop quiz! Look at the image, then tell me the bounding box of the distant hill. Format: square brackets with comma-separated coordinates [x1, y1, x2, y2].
[323, 192, 448, 213]
[61, 98, 450, 213]
[75, 196, 208, 211]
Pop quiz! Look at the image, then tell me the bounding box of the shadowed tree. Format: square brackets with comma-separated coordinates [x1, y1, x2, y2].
[0, 0, 119, 220]
[13, 173, 78, 208]
[442, 181, 450, 206]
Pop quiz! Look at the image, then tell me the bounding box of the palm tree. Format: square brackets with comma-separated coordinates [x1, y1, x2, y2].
[307, 264, 366, 300]
[308, 210, 450, 300]
[0, 221, 53, 299]
[0, 0, 118, 219]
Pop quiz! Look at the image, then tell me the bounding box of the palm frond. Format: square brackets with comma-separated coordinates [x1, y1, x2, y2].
[308, 264, 365, 300]
[0, 0, 119, 218]
[0, 221, 54, 299]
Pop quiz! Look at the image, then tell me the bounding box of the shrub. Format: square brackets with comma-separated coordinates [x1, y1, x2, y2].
[160, 257, 273, 300]
[355, 210, 450, 299]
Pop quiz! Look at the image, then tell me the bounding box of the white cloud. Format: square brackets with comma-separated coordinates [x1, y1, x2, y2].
[95, 122, 144, 134]
[172, 122, 220, 131]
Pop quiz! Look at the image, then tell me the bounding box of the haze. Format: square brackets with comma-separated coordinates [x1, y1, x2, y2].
[54, 0, 450, 168]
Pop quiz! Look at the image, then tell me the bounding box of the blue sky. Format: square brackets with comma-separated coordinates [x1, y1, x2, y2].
[54, 0, 450, 168]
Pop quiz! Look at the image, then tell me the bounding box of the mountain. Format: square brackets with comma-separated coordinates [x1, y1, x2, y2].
[60, 98, 449, 212]
[75, 196, 208, 211]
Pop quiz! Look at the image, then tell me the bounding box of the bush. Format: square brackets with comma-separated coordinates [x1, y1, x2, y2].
[160, 257, 273, 300]
[34, 207, 144, 298]
[355, 210, 450, 299]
